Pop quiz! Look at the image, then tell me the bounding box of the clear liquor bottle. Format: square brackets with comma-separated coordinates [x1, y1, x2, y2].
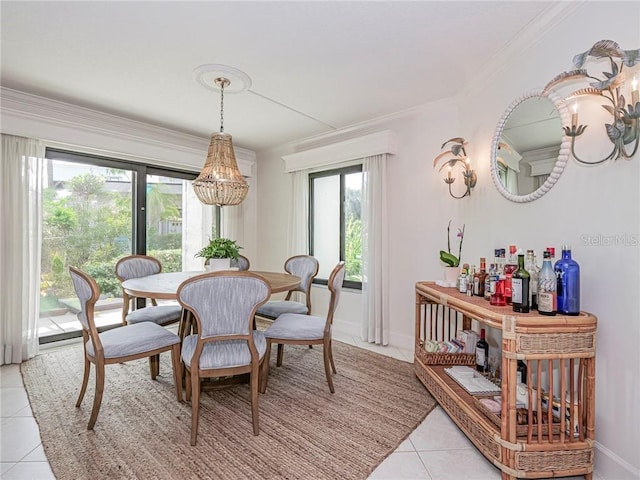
[537, 250, 557, 316]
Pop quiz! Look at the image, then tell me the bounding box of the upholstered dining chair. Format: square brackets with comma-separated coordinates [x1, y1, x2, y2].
[231, 254, 250, 271]
[255, 255, 319, 365]
[115, 255, 182, 327]
[260, 262, 345, 394]
[177, 271, 271, 445]
[69, 266, 182, 430]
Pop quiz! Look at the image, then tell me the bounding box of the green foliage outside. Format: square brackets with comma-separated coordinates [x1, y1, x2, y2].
[41, 170, 184, 311]
[344, 186, 362, 282]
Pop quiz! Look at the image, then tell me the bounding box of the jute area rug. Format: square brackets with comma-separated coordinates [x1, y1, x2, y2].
[21, 339, 436, 480]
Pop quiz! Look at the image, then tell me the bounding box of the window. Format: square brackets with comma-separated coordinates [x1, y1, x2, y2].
[39, 149, 220, 343]
[309, 165, 362, 289]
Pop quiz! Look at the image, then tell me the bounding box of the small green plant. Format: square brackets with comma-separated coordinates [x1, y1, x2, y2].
[195, 238, 241, 261]
[439, 220, 465, 267]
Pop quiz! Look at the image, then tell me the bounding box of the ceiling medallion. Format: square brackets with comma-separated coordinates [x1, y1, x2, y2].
[193, 64, 252, 94]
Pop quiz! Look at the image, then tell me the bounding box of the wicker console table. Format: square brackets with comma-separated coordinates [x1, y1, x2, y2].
[414, 281, 597, 480]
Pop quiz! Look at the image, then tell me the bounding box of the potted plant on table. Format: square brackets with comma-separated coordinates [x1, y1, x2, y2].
[195, 238, 242, 271]
[440, 220, 465, 285]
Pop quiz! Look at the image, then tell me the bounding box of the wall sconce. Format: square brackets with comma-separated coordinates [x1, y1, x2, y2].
[432, 137, 477, 198]
[543, 40, 639, 165]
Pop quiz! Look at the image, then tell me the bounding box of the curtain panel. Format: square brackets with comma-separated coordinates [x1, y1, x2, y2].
[1, 134, 44, 364]
[361, 154, 389, 345]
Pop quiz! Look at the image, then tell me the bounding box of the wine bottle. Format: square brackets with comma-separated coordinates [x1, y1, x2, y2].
[512, 254, 530, 313]
[537, 250, 557, 316]
[517, 360, 527, 384]
[554, 245, 580, 315]
[475, 328, 489, 373]
[474, 258, 487, 297]
[525, 250, 539, 310]
[484, 263, 494, 301]
[503, 245, 518, 305]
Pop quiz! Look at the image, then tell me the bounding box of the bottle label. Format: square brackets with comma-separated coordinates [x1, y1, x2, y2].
[538, 292, 556, 312]
[476, 349, 486, 368]
[512, 278, 523, 303]
[517, 371, 523, 384]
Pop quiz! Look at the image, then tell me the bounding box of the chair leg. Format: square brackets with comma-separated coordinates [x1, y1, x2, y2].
[190, 369, 201, 446]
[276, 343, 284, 367]
[170, 344, 182, 402]
[149, 354, 160, 380]
[185, 367, 192, 402]
[250, 361, 260, 436]
[87, 362, 105, 430]
[328, 339, 337, 374]
[323, 343, 335, 394]
[259, 341, 272, 394]
[75, 356, 91, 407]
[121, 293, 130, 325]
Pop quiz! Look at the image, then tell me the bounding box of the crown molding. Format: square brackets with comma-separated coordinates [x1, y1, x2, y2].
[457, 1, 584, 102]
[0, 87, 256, 174]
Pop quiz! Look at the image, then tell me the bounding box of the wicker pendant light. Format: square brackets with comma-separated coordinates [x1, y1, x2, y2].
[193, 77, 248, 206]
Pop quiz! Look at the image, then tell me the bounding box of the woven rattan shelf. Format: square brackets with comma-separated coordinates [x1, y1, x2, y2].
[414, 281, 597, 480]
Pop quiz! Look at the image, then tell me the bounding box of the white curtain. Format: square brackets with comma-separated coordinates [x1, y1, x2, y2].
[1, 134, 45, 364]
[534, 174, 550, 189]
[287, 170, 309, 256]
[505, 167, 518, 195]
[221, 203, 244, 245]
[361, 154, 389, 345]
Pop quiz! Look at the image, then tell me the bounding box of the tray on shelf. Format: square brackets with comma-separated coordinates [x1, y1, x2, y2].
[471, 395, 562, 437]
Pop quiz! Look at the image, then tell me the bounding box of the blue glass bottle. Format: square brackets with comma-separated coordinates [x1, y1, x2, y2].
[554, 245, 580, 315]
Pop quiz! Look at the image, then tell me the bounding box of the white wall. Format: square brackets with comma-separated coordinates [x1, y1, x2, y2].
[255, 3, 639, 478]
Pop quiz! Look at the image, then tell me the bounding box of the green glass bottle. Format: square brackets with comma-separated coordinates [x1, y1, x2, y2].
[512, 254, 530, 313]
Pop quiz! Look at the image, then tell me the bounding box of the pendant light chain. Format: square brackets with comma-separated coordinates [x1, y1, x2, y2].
[219, 80, 225, 133]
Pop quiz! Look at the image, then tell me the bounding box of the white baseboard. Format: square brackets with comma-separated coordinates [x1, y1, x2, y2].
[594, 441, 640, 480]
[333, 316, 414, 351]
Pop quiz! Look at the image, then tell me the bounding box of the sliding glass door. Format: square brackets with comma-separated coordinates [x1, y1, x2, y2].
[39, 149, 218, 343]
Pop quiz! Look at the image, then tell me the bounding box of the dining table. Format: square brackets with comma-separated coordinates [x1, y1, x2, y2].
[121, 269, 301, 390]
[122, 269, 301, 337]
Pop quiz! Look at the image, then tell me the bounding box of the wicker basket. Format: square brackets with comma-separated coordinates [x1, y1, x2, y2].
[415, 340, 475, 366]
[472, 395, 561, 437]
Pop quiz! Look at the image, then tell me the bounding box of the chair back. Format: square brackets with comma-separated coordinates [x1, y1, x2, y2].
[69, 266, 103, 352]
[325, 262, 346, 326]
[231, 254, 250, 271]
[178, 272, 270, 338]
[284, 255, 319, 309]
[115, 255, 162, 282]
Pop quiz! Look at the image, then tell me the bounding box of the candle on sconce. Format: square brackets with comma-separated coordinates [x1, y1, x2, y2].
[447, 165, 452, 181]
[571, 103, 579, 127]
[632, 76, 639, 105]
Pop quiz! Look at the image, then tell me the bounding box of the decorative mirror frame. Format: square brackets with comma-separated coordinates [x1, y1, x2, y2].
[490, 88, 571, 203]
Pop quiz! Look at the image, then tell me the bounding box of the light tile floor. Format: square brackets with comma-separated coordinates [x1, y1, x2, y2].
[1, 329, 600, 480]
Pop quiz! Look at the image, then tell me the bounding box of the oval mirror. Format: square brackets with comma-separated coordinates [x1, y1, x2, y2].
[490, 89, 571, 203]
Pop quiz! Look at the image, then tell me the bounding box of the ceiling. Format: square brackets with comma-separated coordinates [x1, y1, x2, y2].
[1, 1, 556, 152]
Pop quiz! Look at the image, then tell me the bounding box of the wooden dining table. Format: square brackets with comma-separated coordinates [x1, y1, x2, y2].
[122, 269, 301, 390]
[121, 270, 301, 301]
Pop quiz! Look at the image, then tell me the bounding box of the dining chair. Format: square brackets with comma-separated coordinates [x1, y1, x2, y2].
[231, 254, 250, 271]
[260, 262, 345, 394]
[115, 255, 182, 327]
[255, 255, 319, 365]
[69, 266, 182, 430]
[177, 271, 271, 445]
